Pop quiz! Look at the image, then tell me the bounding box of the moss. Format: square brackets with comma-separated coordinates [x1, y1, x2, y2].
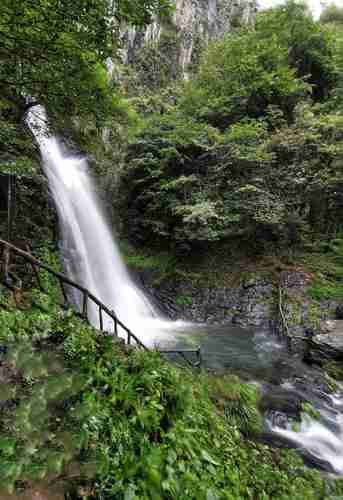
[175, 294, 193, 306]
[120, 240, 173, 270]
[307, 301, 323, 331]
[282, 291, 303, 327]
[307, 278, 343, 300]
[323, 360, 343, 381]
[300, 246, 343, 300]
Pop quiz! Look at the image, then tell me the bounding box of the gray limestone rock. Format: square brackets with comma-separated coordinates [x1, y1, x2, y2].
[308, 320, 343, 362]
[121, 0, 257, 75]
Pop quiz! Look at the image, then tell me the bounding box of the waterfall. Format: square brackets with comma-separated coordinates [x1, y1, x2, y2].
[271, 414, 343, 473]
[25, 106, 343, 475]
[26, 106, 168, 340]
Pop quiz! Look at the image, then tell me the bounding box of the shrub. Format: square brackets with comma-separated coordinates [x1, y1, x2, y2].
[181, 29, 307, 127]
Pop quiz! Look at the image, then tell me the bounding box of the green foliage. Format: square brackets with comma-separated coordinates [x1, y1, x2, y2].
[307, 280, 343, 300]
[175, 294, 193, 306]
[306, 238, 343, 299]
[118, 0, 343, 253]
[0, 0, 172, 125]
[180, 0, 338, 126]
[0, 114, 38, 175]
[123, 89, 343, 251]
[202, 374, 262, 435]
[256, 1, 337, 101]
[323, 360, 343, 381]
[122, 113, 222, 246]
[307, 238, 343, 300]
[320, 4, 343, 25]
[2, 251, 343, 498]
[301, 402, 322, 421]
[181, 28, 307, 127]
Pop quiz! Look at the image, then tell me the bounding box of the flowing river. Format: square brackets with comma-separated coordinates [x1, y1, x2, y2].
[27, 106, 343, 477]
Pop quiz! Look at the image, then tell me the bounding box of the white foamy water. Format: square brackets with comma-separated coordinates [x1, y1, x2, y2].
[269, 394, 343, 474]
[26, 106, 180, 345]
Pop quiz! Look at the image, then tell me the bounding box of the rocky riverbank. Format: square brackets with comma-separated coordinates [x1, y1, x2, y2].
[137, 267, 342, 362]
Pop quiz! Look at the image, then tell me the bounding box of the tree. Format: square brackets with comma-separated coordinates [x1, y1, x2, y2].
[0, 0, 172, 123]
[256, 1, 336, 100]
[181, 29, 307, 128]
[320, 3, 343, 25]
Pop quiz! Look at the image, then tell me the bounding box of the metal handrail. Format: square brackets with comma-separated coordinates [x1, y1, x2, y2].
[157, 347, 202, 368]
[0, 238, 147, 351]
[0, 238, 202, 367]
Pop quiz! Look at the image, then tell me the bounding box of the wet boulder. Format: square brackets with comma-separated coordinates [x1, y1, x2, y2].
[308, 320, 343, 363]
[336, 304, 343, 320]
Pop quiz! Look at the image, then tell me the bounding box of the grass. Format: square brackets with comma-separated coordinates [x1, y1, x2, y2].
[307, 278, 343, 300]
[299, 239, 343, 300]
[119, 239, 175, 271]
[119, 237, 343, 297]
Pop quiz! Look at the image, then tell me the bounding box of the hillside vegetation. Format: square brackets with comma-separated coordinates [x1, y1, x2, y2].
[1, 249, 343, 498]
[1, 1, 343, 497]
[117, 2, 343, 263]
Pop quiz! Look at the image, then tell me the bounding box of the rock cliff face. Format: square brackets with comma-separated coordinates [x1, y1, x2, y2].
[121, 0, 256, 76]
[135, 267, 341, 362]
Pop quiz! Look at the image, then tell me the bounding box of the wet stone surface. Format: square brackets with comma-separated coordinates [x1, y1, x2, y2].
[308, 320, 343, 362]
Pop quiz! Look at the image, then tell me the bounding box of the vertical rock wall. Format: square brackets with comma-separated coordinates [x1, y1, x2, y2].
[121, 0, 257, 76]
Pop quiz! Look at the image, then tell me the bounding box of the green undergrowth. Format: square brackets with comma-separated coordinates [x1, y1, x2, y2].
[323, 360, 343, 382]
[301, 239, 343, 300]
[119, 240, 201, 286]
[120, 238, 343, 296]
[1, 251, 343, 498]
[120, 240, 175, 272]
[119, 239, 289, 287]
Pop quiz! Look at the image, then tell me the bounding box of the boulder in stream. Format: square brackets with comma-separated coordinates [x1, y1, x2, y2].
[308, 320, 343, 362]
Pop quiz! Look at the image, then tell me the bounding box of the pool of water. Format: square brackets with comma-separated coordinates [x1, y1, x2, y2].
[146, 321, 343, 475]
[165, 324, 283, 375]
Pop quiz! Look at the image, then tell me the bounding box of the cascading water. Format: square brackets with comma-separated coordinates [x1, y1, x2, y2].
[267, 385, 343, 474]
[26, 105, 170, 341]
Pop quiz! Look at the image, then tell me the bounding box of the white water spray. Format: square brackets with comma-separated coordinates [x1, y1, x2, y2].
[269, 390, 343, 474]
[27, 106, 175, 342]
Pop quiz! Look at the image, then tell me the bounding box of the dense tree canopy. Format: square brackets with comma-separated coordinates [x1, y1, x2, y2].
[320, 3, 343, 25]
[181, 0, 337, 127]
[121, 1, 343, 253]
[256, 1, 336, 100]
[0, 0, 171, 122]
[181, 31, 307, 127]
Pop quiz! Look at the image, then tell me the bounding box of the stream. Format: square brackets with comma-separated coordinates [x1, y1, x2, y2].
[27, 105, 343, 478]
[148, 321, 343, 475]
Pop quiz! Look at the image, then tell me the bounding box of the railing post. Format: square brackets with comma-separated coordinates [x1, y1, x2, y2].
[197, 346, 202, 368]
[0, 242, 4, 276]
[82, 291, 88, 321]
[3, 245, 11, 284]
[0, 239, 149, 352]
[111, 310, 118, 336]
[99, 306, 103, 331]
[59, 278, 68, 307]
[31, 262, 44, 291]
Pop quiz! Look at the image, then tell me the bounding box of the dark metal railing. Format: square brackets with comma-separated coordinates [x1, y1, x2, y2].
[157, 347, 202, 368]
[0, 238, 202, 366]
[0, 238, 147, 350]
